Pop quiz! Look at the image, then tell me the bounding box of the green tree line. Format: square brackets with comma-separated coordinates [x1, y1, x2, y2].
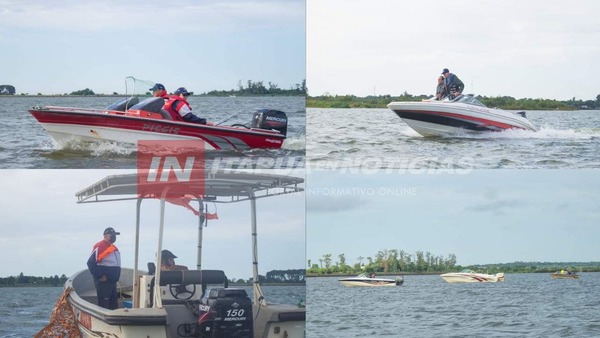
[201, 79, 307, 97]
[230, 269, 305, 285]
[2, 269, 304, 287]
[307, 93, 600, 110]
[308, 250, 600, 276]
[0, 272, 68, 287]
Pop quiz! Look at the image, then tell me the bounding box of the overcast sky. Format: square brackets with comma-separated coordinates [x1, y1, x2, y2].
[307, 0, 600, 100]
[0, 169, 305, 280]
[307, 169, 600, 268]
[0, 0, 305, 95]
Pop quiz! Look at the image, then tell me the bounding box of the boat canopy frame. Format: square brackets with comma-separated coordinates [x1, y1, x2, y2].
[75, 170, 304, 308]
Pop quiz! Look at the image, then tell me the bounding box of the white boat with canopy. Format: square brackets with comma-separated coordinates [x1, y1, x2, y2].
[40, 170, 305, 338]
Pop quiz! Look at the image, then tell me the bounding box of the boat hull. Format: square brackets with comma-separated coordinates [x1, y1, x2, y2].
[440, 272, 505, 283]
[551, 273, 580, 279]
[66, 268, 305, 338]
[338, 277, 403, 287]
[29, 108, 285, 150]
[387, 101, 536, 137]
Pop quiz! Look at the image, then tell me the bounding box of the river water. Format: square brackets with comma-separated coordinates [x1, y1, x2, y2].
[307, 108, 600, 169]
[307, 273, 600, 337]
[0, 285, 305, 337]
[0, 96, 305, 169]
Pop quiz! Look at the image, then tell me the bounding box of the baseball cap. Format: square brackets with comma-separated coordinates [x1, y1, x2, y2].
[103, 227, 120, 235]
[161, 250, 177, 259]
[149, 83, 166, 91]
[174, 87, 191, 96]
[441, 68, 449, 74]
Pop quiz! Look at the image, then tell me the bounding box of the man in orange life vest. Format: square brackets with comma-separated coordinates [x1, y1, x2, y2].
[163, 87, 212, 124]
[87, 227, 121, 309]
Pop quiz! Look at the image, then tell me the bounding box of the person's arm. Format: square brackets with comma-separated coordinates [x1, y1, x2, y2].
[176, 103, 207, 124]
[455, 77, 465, 93]
[87, 250, 101, 279]
[182, 113, 207, 124]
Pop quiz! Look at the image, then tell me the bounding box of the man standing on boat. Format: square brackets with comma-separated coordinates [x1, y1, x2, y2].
[87, 227, 121, 310]
[163, 87, 212, 125]
[442, 68, 464, 98]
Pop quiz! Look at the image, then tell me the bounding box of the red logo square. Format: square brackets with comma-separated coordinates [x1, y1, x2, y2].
[137, 140, 205, 198]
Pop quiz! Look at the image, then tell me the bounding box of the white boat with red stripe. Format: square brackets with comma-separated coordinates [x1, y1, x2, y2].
[440, 269, 505, 283]
[387, 95, 535, 137]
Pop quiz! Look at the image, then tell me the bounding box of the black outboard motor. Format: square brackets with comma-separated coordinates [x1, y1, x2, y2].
[251, 109, 288, 136]
[197, 288, 253, 338]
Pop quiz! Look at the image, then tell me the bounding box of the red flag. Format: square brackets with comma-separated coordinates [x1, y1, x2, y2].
[141, 193, 218, 219]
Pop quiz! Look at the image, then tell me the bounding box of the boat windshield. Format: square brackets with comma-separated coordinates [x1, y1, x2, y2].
[453, 95, 487, 107]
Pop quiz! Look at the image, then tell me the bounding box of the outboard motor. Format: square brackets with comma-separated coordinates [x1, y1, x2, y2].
[251, 109, 288, 136]
[196, 288, 253, 338]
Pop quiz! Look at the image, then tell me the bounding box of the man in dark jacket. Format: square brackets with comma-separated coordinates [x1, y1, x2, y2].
[87, 227, 121, 309]
[442, 68, 465, 98]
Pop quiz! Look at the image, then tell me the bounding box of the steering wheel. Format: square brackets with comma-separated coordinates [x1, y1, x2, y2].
[169, 284, 196, 300]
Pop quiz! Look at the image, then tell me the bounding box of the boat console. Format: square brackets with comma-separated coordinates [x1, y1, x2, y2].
[136, 268, 254, 337]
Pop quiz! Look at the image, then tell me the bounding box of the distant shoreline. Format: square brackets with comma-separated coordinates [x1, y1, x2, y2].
[307, 270, 598, 278]
[0, 282, 305, 288]
[0, 94, 304, 98]
[306, 94, 598, 110]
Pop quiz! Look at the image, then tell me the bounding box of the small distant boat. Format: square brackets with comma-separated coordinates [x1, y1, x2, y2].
[338, 274, 404, 287]
[552, 271, 580, 279]
[440, 269, 505, 283]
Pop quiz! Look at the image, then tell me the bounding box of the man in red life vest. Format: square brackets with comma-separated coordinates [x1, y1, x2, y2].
[163, 87, 212, 124]
[149, 83, 169, 99]
[87, 227, 121, 309]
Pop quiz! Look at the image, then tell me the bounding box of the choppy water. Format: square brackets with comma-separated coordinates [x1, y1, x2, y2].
[0, 96, 305, 169]
[0, 285, 305, 337]
[307, 108, 600, 169]
[307, 273, 600, 337]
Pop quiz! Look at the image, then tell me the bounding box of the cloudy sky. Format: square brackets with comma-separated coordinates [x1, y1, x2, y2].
[307, 0, 600, 100]
[307, 169, 600, 268]
[0, 169, 305, 280]
[0, 0, 305, 95]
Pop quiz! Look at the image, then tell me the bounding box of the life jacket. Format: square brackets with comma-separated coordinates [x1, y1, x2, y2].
[163, 95, 191, 121]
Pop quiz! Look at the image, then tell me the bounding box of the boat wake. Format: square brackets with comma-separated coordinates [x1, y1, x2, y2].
[47, 139, 137, 156]
[467, 126, 599, 140]
[399, 125, 599, 141]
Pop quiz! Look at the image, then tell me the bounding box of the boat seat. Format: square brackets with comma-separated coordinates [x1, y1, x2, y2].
[106, 96, 140, 111]
[148, 262, 156, 275]
[128, 97, 166, 114]
[159, 109, 173, 120]
[158, 270, 228, 286]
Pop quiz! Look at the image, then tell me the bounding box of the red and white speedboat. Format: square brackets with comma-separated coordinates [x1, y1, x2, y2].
[440, 269, 505, 283]
[29, 96, 288, 150]
[387, 95, 536, 137]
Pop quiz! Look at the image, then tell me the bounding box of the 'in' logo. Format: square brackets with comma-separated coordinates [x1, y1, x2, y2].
[147, 156, 196, 182]
[137, 140, 205, 197]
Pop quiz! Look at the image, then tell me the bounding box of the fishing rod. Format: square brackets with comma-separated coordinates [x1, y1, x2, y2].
[215, 111, 245, 126]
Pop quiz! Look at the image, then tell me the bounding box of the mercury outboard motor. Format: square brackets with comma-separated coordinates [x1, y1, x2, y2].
[196, 288, 253, 338]
[251, 109, 288, 136]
